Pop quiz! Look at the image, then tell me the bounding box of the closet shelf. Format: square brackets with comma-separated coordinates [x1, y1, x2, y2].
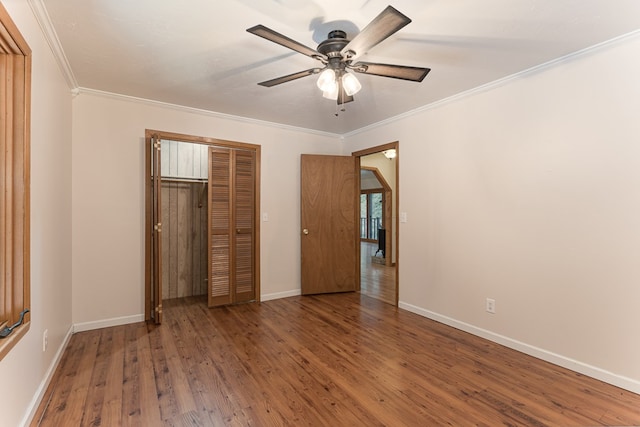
[161, 177, 208, 184]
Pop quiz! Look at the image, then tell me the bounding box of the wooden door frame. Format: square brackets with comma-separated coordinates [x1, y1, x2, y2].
[144, 129, 261, 321]
[352, 141, 399, 305]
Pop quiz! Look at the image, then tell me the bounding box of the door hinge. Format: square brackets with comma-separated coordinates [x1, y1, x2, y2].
[154, 222, 162, 232]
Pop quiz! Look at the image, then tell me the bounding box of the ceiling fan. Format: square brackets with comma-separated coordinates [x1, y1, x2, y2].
[247, 5, 431, 106]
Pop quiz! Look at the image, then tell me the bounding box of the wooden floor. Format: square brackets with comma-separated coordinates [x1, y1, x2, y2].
[32, 293, 640, 426]
[360, 241, 396, 305]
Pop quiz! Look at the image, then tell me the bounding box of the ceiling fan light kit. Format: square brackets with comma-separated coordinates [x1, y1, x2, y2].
[342, 72, 362, 96]
[316, 68, 337, 91]
[323, 86, 339, 100]
[247, 5, 431, 113]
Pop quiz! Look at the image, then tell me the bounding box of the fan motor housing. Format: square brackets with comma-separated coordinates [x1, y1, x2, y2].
[317, 30, 349, 58]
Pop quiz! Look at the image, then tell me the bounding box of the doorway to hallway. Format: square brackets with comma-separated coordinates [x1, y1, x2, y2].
[360, 241, 396, 305]
[353, 142, 399, 306]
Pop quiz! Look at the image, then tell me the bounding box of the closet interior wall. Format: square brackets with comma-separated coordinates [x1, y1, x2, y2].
[161, 140, 209, 299]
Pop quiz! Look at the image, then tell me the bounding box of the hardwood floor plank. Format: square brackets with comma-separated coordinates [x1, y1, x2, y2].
[173, 300, 262, 425]
[149, 321, 185, 422]
[80, 327, 115, 426]
[260, 298, 430, 425]
[121, 323, 143, 425]
[241, 304, 385, 425]
[135, 323, 163, 426]
[99, 326, 125, 426]
[38, 330, 101, 426]
[360, 241, 395, 305]
[33, 294, 640, 426]
[159, 316, 198, 417]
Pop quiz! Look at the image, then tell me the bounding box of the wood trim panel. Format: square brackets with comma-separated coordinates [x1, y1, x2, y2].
[146, 129, 259, 152]
[352, 141, 398, 158]
[0, 2, 31, 360]
[161, 182, 207, 299]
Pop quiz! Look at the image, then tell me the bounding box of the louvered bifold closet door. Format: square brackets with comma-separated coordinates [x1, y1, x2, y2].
[233, 150, 256, 303]
[207, 147, 257, 307]
[208, 148, 232, 307]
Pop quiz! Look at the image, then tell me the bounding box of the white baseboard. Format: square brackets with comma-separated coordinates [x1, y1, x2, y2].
[73, 314, 144, 333]
[399, 301, 640, 395]
[261, 289, 301, 302]
[21, 324, 74, 427]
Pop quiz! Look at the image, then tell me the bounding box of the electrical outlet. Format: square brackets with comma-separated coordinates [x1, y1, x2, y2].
[486, 298, 496, 314]
[43, 329, 48, 352]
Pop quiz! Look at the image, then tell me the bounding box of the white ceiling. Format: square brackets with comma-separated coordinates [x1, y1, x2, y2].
[39, 0, 640, 135]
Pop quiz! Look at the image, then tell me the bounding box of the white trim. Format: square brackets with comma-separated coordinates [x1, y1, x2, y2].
[73, 314, 144, 333]
[261, 289, 301, 302]
[343, 29, 640, 139]
[27, 0, 78, 90]
[399, 301, 640, 395]
[76, 87, 342, 139]
[20, 325, 73, 427]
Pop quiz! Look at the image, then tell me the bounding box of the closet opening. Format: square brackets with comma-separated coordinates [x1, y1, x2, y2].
[144, 130, 261, 324]
[160, 140, 209, 300]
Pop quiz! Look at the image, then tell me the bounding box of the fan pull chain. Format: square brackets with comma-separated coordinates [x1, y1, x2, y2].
[334, 100, 347, 117]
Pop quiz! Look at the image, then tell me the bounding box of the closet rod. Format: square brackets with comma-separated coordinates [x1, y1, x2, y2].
[161, 177, 208, 184]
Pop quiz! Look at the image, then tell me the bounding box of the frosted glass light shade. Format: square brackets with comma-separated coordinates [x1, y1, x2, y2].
[317, 69, 337, 92]
[323, 85, 339, 100]
[342, 72, 362, 96]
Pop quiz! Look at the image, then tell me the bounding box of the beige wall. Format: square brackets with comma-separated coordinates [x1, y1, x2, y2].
[71, 93, 343, 326]
[0, 1, 73, 426]
[345, 33, 640, 392]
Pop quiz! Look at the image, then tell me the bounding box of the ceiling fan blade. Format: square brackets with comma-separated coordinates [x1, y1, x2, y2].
[340, 6, 411, 59]
[257, 68, 321, 87]
[351, 62, 430, 82]
[337, 93, 354, 104]
[336, 86, 354, 104]
[247, 25, 326, 60]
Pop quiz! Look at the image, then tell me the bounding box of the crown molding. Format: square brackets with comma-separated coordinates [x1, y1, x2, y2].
[28, 0, 78, 90]
[27, 0, 640, 141]
[343, 28, 640, 139]
[76, 87, 342, 139]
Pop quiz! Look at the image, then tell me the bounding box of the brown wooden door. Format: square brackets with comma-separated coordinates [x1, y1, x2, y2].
[151, 136, 163, 323]
[301, 154, 357, 295]
[208, 147, 256, 307]
[233, 150, 256, 303]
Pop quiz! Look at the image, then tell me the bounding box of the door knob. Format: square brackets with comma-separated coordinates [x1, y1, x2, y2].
[302, 228, 309, 235]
